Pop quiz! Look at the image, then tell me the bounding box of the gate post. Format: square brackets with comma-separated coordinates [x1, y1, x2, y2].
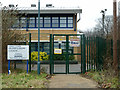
[50, 34, 53, 74]
[83, 34, 86, 73]
[29, 33, 31, 72]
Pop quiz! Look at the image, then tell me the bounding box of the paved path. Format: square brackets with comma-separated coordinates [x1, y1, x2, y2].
[48, 74, 98, 88]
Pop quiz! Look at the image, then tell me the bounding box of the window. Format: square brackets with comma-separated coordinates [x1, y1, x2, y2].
[68, 17, 73, 27]
[44, 17, 51, 27]
[29, 17, 35, 27]
[36, 17, 43, 27]
[60, 17, 66, 27]
[20, 17, 26, 28]
[12, 18, 20, 28]
[52, 17, 59, 27]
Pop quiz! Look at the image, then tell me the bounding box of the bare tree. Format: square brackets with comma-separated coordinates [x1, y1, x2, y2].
[94, 16, 113, 39]
[2, 6, 24, 73]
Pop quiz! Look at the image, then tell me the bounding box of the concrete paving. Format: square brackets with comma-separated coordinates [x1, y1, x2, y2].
[48, 74, 98, 88]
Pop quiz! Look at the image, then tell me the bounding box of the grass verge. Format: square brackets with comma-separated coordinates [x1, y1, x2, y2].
[2, 69, 49, 88]
[81, 70, 119, 88]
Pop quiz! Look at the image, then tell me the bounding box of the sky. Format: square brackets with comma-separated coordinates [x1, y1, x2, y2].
[0, 0, 119, 31]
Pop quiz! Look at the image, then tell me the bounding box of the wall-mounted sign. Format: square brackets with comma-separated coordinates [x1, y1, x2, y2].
[7, 45, 29, 60]
[54, 49, 62, 54]
[70, 39, 80, 47]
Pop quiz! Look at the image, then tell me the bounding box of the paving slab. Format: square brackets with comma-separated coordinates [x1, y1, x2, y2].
[48, 74, 98, 88]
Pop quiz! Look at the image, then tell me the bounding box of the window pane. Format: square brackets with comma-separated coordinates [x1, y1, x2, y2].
[52, 20, 58, 23]
[44, 20, 50, 23]
[60, 20, 66, 23]
[60, 17, 66, 19]
[60, 24, 66, 27]
[68, 24, 73, 27]
[44, 17, 50, 19]
[44, 24, 51, 27]
[68, 17, 73, 19]
[52, 17, 58, 19]
[52, 24, 59, 27]
[36, 23, 43, 27]
[29, 23, 35, 27]
[68, 20, 73, 23]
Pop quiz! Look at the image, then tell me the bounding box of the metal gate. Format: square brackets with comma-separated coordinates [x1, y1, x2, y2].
[50, 34, 86, 74]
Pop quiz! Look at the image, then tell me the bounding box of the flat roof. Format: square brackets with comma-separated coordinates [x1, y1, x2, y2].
[18, 7, 82, 14]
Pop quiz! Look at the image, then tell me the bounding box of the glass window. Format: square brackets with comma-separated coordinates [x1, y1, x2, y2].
[52, 17, 59, 27]
[44, 17, 51, 27]
[29, 17, 35, 27]
[60, 17, 66, 27]
[68, 24, 73, 27]
[20, 17, 26, 28]
[36, 17, 43, 27]
[12, 18, 19, 28]
[68, 17, 73, 28]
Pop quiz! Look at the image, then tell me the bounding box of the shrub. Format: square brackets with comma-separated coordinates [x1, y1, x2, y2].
[53, 52, 75, 61]
[31, 51, 49, 61]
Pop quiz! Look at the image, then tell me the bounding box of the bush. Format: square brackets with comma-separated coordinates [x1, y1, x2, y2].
[53, 52, 75, 61]
[31, 51, 49, 61]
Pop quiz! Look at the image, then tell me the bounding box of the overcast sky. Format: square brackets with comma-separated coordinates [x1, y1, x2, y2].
[0, 0, 119, 31]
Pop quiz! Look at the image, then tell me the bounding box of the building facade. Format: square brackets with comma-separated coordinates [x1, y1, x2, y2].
[13, 5, 82, 54]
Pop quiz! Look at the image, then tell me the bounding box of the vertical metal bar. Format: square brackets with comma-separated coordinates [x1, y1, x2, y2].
[83, 35, 86, 73]
[94, 37, 96, 70]
[96, 37, 99, 71]
[37, 0, 40, 74]
[91, 37, 94, 70]
[29, 33, 31, 72]
[89, 37, 91, 70]
[8, 60, 10, 74]
[81, 35, 83, 73]
[53, 35, 54, 73]
[66, 35, 69, 74]
[87, 37, 89, 71]
[27, 60, 28, 74]
[50, 34, 53, 74]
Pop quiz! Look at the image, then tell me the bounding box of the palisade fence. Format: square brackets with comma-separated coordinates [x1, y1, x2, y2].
[13, 33, 119, 74]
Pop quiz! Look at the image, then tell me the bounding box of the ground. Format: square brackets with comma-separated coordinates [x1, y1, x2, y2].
[48, 74, 98, 88]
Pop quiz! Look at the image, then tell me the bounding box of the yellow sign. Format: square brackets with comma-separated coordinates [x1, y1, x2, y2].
[54, 49, 62, 54]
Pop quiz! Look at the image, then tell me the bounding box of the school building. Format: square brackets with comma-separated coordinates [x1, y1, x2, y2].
[13, 4, 82, 55]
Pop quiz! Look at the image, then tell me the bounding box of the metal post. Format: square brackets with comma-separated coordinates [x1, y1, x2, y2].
[50, 34, 53, 74]
[37, 0, 40, 74]
[83, 35, 86, 73]
[66, 35, 69, 74]
[81, 35, 83, 73]
[8, 60, 10, 74]
[29, 33, 31, 72]
[87, 37, 88, 71]
[27, 60, 28, 74]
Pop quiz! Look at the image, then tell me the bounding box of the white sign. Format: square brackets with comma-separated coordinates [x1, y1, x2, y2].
[7, 45, 29, 60]
[54, 49, 62, 54]
[70, 39, 80, 47]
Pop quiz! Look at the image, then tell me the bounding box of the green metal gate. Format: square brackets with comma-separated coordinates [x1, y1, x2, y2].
[50, 34, 86, 74]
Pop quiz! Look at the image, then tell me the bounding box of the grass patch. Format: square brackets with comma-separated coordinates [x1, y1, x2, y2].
[82, 70, 119, 88]
[2, 69, 49, 88]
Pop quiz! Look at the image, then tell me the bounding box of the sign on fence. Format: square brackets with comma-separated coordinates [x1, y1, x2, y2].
[7, 45, 29, 60]
[69, 39, 80, 47]
[54, 49, 62, 54]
